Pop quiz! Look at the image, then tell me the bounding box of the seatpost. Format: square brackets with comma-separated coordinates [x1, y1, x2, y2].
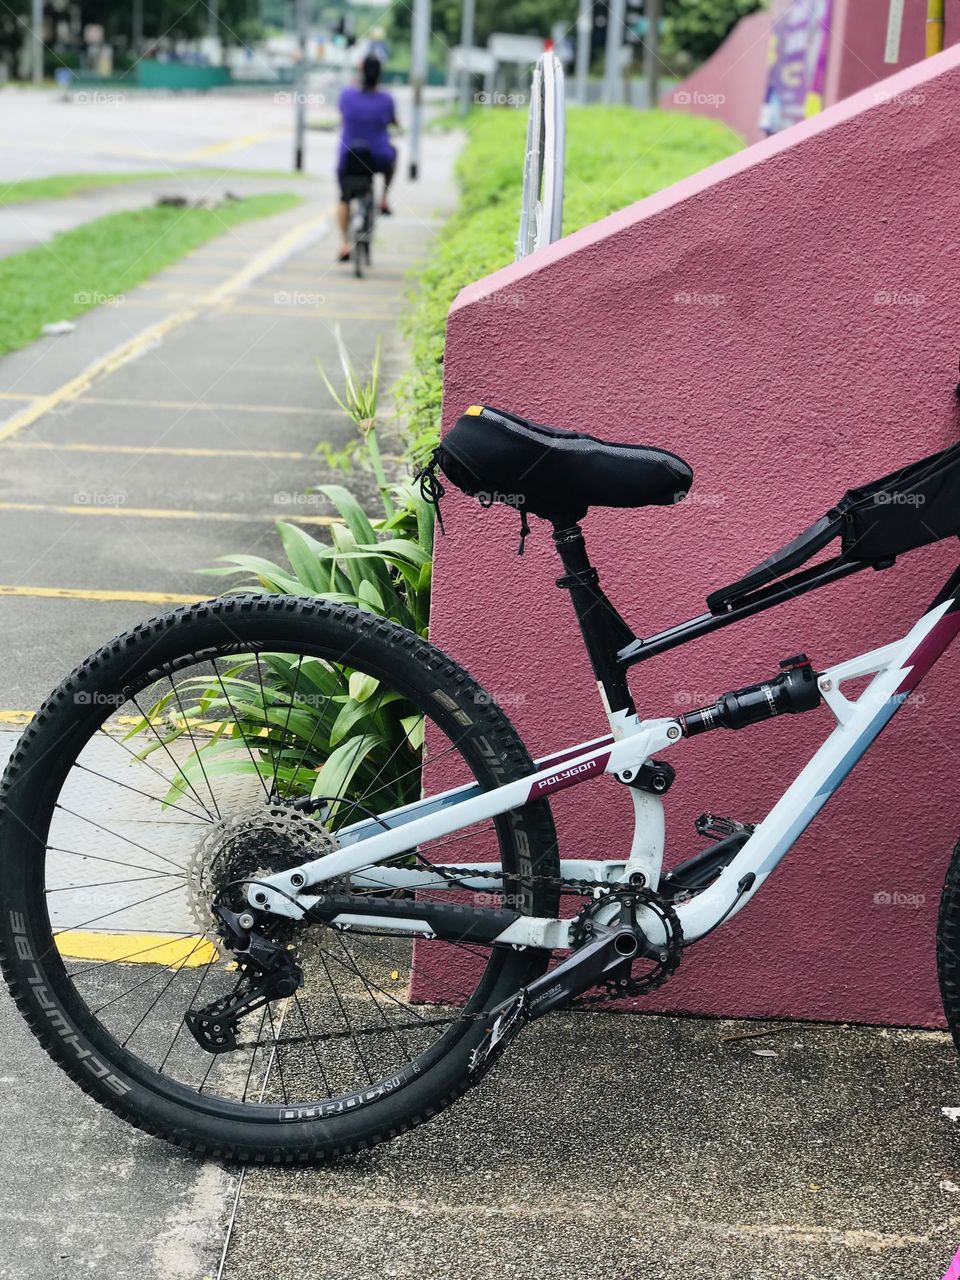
[552, 524, 637, 718]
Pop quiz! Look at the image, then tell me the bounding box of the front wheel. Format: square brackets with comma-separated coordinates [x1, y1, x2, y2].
[0, 596, 559, 1161]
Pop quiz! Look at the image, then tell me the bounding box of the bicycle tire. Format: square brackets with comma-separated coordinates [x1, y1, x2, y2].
[0, 595, 560, 1162]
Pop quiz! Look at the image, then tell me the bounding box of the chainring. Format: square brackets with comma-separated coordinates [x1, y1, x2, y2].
[568, 885, 683, 1000]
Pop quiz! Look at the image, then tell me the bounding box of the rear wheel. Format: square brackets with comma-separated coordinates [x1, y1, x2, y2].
[937, 837, 960, 1048]
[0, 595, 559, 1161]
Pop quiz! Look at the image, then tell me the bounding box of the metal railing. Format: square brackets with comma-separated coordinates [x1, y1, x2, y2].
[516, 50, 566, 260]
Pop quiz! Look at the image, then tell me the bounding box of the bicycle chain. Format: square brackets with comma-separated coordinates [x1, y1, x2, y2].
[418, 859, 684, 1007]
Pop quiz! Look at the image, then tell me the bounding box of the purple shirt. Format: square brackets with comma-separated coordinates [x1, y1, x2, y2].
[338, 86, 397, 167]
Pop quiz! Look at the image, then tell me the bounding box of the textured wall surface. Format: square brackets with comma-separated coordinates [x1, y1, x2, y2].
[661, 10, 772, 144]
[433, 49, 960, 1027]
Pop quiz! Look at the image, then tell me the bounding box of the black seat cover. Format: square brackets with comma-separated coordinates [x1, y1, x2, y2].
[435, 405, 693, 525]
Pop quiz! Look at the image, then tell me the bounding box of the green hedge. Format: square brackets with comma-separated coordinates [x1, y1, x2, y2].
[399, 106, 741, 466]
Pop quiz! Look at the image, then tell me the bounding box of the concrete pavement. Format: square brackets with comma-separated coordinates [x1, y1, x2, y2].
[224, 1013, 960, 1280]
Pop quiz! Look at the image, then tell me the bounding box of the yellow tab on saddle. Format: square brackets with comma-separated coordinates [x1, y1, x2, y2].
[465, 404, 484, 416]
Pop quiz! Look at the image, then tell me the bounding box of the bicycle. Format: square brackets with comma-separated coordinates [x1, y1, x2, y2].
[341, 145, 377, 278]
[1, 402, 958, 1163]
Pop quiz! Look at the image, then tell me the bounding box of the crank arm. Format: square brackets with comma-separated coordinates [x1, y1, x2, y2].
[469, 927, 638, 1080]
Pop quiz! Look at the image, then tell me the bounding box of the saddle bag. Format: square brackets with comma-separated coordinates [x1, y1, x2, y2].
[707, 440, 960, 613]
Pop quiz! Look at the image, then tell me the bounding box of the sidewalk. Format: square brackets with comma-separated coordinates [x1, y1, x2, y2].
[224, 1013, 960, 1280]
[0, 127, 462, 1280]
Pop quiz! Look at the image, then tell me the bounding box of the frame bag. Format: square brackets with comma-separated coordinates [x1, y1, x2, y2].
[838, 441, 960, 562]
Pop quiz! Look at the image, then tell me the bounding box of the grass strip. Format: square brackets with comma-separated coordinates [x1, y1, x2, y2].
[0, 192, 301, 357]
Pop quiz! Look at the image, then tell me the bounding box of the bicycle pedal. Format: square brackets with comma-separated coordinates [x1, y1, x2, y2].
[694, 812, 755, 842]
[469, 990, 530, 1081]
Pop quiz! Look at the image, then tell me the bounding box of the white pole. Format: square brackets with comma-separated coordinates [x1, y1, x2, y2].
[575, 0, 591, 105]
[645, 0, 660, 107]
[293, 0, 308, 171]
[31, 0, 43, 84]
[603, 0, 626, 105]
[885, 0, 906, 62]
[458, 0, 475, 116]
[409, 0, 431, 179]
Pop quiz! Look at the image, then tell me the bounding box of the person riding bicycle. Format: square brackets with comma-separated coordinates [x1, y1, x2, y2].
[336, 54, 397, 263]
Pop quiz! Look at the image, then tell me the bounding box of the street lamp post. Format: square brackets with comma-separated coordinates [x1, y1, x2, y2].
[132, 0, 143, 55]
[602, 0, 626, 104]
[458, 0, 475, 117]
[408, 0, 430, 179]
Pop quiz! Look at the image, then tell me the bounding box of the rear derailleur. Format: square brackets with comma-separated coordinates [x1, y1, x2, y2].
[184, 904, 304, 1054]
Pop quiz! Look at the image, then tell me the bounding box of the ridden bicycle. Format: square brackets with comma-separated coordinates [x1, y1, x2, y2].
[1, 403, 958, 1162]
[340, 145, 377, 278]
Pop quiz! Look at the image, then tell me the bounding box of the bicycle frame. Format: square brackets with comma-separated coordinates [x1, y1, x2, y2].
[249, 537, 960, 954]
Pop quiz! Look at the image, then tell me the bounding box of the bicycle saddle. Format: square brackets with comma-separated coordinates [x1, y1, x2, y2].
[430, 404, 694, 527]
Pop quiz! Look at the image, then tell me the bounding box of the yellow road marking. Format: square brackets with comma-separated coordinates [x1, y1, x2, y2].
[0, 500, 341, 526]
[0, 708, 248, 739]
[0, 212, 328, 445]
[6, 440, 312, 461]
[187, 129, 278, 160]
[0, 391, 40, 401]
[0, 585, 200, 604]
[75, 395, 330, 416]
[56, 931, 218, 967]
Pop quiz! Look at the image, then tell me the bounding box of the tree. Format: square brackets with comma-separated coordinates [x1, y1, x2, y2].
[662, 0, 766, 67]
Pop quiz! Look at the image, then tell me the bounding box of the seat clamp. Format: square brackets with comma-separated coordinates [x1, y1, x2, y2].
[556, 568, 600, 590]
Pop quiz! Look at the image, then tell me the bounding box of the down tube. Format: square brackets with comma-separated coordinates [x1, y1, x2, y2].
[674, 596, 960, 943]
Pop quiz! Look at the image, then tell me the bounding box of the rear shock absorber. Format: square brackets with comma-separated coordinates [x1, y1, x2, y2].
[678, 654, 821, 737]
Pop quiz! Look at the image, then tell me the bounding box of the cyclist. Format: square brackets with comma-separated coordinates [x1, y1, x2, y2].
[336, 54, 397, 262]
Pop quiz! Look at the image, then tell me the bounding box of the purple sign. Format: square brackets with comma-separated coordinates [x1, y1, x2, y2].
[761, 0, 834, 134]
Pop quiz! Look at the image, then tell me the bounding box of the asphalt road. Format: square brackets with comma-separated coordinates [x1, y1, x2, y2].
[0, 91, 462, 1279]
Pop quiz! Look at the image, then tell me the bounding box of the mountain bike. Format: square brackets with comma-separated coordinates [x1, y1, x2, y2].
[1, 403, 958, 1163]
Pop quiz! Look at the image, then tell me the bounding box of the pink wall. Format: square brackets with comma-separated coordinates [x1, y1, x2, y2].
[825, 0, 960, 104]
[433, 48, 960, 1028]
[661, 9, 772, 144]
[666, 1, 960, 145]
